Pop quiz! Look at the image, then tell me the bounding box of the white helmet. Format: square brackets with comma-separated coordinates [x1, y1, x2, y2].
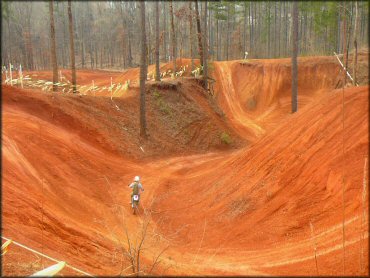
[134, 176, 140, 182]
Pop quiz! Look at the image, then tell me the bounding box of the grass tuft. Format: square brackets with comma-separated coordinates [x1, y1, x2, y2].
[220, 132, 232, 144]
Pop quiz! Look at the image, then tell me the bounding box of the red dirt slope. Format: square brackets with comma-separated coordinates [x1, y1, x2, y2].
[213, 56, 344, 141]
[2, 81, 241, 161]
[1, 56, 368, 276]
[149, 85, 369, 275]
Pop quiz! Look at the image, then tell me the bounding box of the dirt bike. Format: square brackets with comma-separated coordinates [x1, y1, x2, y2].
[132, 194, 140, 215]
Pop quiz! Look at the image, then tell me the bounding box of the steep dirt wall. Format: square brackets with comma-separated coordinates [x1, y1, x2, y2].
[213, 57, 343, 140]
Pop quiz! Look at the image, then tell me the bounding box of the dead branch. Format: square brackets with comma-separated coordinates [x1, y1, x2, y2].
[148, 245, 170, 274]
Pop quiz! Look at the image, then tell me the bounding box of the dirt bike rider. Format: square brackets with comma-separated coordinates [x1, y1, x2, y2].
[128, 176, 144, 207]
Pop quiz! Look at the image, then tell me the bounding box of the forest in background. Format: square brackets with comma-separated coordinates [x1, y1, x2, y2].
[1, 1, 369, 71]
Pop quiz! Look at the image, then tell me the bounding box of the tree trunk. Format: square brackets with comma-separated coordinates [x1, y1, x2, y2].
[110, 43, 115, 67]
[342, 2, 347, 83]
[195, 0, 203, 66]
[127, 3, 133, 67]
[189, 2, 195, 70]
[291, 1, 298, 113]
[140, 1, 148, 138]
[216, 19, 220, 61]
[155, 1, 160, 81]
[303, 8, 307, 54]
[7, 16, 12, 67]
[169, 1, 177, 72]
[81, 41, 85, 68]
[249, 2, 253, 56]
[278, 2, 281, 57]
[177, 13, 183, 64]
[49, 0, 59, 92]
[353, 1, 359, 85]
[95, 43, 98, 69]
[25, 16, 34, 70]
[254, 2, 257, 57]
[147, 10, 152, 65]
[119, 3, 127, 68]
[208, 7, 212, 60]
[203, 1, 208, 89]
[226, 3, 230, 60]
[68, 0, 77, 93]
[337, 12, 341, 53]
[274, 2, 277, 57]
[163, 1, 167, 61]
[243, 3, 247, 55]
[267, 2, 271, 58]
[62, 5, 68, 68]
[231, 3, 236, 59]
[285, 2, 289, 57]
[100, 46, 103, 68]
[345, 2, 353, 74]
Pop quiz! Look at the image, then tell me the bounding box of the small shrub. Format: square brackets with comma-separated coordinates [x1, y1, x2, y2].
[157, 98, 171, 115]
[153, 90, 161, 99]
[153, 90, 172, 114]
[220, 132, 232, 144]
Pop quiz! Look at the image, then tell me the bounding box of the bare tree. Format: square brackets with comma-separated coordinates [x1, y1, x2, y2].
[162, 1, 168, 62]
[291, 1, 298, 113]
[195, 0, 203, 67]
[353, 1, 359, 85]
[226, 2, 230, 60]
[127, 2, 133, 68]
[155, 1, 160, 81]
[68, 0, 77, 93]
[102, 177, 171, 276]
[49, 0, 58, 92]
[188, 2, 195, 71]
[342, 2, 347, 82]
[110, 210, 170, 276]
[25, 3, 34, 70]
[140, 1, 148, 138]
[169, 1, 177, 72]
[2, 2, 369, 73]
[203, 1, 208, 89]
[117, 2, 127, 68]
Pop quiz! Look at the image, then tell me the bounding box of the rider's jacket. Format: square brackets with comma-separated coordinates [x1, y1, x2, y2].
[129, 181, 144, 195]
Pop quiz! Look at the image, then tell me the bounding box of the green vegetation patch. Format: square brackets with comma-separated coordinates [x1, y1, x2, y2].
[220, 132, 232, 144]
[153, 90, 172, 115]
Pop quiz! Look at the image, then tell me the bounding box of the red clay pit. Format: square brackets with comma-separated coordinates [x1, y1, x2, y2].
[2, 55, 369, 276]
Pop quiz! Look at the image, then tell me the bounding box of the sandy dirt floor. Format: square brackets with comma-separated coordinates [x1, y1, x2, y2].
[1, 53, 369, 276]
